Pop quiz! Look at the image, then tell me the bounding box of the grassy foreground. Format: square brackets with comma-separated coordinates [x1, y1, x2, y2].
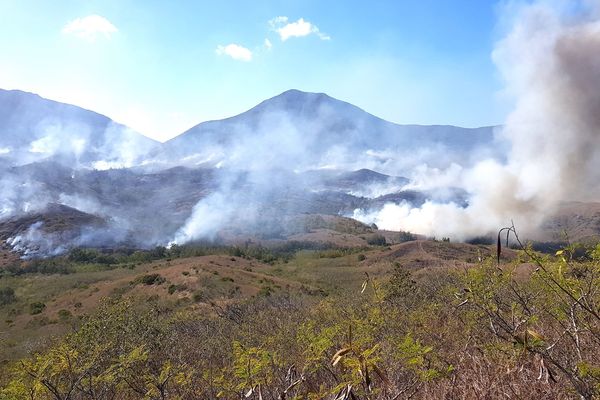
[0, 240, 599, 399]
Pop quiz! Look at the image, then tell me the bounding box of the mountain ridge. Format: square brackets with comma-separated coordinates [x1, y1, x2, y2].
[0, 88, 159, 168]
[0, 88, 501, 143]
[169, 88, 498, 143]
[159, 88, 502, 171]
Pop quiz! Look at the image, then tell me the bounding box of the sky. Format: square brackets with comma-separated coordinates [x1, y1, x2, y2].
[0, 0, 511, 142]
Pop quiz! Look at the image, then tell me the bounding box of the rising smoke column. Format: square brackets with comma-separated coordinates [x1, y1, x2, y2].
[355, 0, 600, 240]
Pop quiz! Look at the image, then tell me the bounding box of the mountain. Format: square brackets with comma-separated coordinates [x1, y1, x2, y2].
[0, 89, 158, 168]
[162, 89, 503, 170]
[0, 88, 510, 256]
[538, 202, 600, 243]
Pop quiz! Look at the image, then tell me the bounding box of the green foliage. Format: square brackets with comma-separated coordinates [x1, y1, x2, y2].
[28, 301, 46, 315]
[2, 241, 600, 399]
[6, 259, 73, 275]
[257, 286, 273, 297]
[385, 263, 420, 309]
[57, 309, 72, 321]
[192, 290, 205, 302]
[168, 283, 186, 294]
[231, 341, 277, 390]
[0, 287, 16, 306]
[131, 273, 165, 286]
[68, 247, 103, 263]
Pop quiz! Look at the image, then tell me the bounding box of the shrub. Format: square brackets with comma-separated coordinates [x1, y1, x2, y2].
[131, 273, 165, 286]
[168, 284, 187, 294]
[0, 287, 16, 305]
[57, 309, 72, 321]
[257, 286, 273, 297]
[68, 248, 101, 263]
[366, 234, 387, 246]
[29, 302, 46, 315]
[397, 230, 417, 242]
[192, 291, 205, 302]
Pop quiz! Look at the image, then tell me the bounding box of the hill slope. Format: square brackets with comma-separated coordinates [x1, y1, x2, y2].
[0, 89, 158, 168]
[162, 89, 502, 170]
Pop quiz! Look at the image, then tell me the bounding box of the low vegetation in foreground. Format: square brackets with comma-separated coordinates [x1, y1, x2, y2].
[0, 239, 599, 399]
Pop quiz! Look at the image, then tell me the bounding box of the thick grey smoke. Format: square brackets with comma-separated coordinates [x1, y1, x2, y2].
[353, 0, 600, 240]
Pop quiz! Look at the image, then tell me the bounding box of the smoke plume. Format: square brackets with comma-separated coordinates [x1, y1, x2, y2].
[354, 0, 600, 240]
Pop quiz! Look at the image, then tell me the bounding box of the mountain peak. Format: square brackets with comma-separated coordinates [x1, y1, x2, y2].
[256, 89, 336, 110]
[239, 89, 364, 123]
[275, 89, 330, 100]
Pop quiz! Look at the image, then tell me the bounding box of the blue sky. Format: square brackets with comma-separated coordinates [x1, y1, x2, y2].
[0, 0, 510, 141]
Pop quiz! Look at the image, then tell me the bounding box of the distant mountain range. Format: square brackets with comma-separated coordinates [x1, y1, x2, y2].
[0, 88, 502, 171]
[0, 87, 510, 255]
[162, 89, 502, 171]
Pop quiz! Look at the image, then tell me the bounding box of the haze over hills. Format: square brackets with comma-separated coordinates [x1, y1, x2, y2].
[0, 87, 596, 256]
[0, 89, 159, 169]
[162, 89, 503, 171]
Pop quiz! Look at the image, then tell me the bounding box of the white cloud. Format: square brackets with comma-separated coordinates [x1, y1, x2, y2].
[62, 15, 118, 41]
[216, 43, 253, 62]
[264, 38, 273, 50]
[269, 16, 330, 41]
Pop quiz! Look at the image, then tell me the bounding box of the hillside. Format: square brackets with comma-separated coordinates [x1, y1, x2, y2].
[162, 89, 502, 170]
[539, 201, 600, 243]
[0, 89, 158, 168]
[0, 237, 510, 364]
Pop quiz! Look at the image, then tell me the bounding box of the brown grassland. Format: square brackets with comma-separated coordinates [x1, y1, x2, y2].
[0, 234, 598, 399]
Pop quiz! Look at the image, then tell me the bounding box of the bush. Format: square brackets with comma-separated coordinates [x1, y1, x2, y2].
[192, 291, 205, 302]
[68, 248, 118, 265]
[0, 287, 16, 305]
[7, 259, 73, 275]
[366, 234, 387, 246]
[397, 231, 417, 243]
[465, 236, 494, 245]
[29, 302, 46, 315]
[57, 309, 72, 321]
[168, 284, 187, 294]
[257, 286, 273, 297]
[131, 274, 165, 286]
[68, 248, 101, 263]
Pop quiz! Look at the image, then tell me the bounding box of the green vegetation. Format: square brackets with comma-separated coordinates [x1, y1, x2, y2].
[28, 301, 45, 315]
[1, 239, 599, 398]
[131, 273, 165, 286]
[57, 309, 72, 321]
[0, 287, 15, 305]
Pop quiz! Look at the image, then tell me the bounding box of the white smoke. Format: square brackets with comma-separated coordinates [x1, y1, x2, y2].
[7, 221, 67, 258]
[354, 0, 600, 240]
